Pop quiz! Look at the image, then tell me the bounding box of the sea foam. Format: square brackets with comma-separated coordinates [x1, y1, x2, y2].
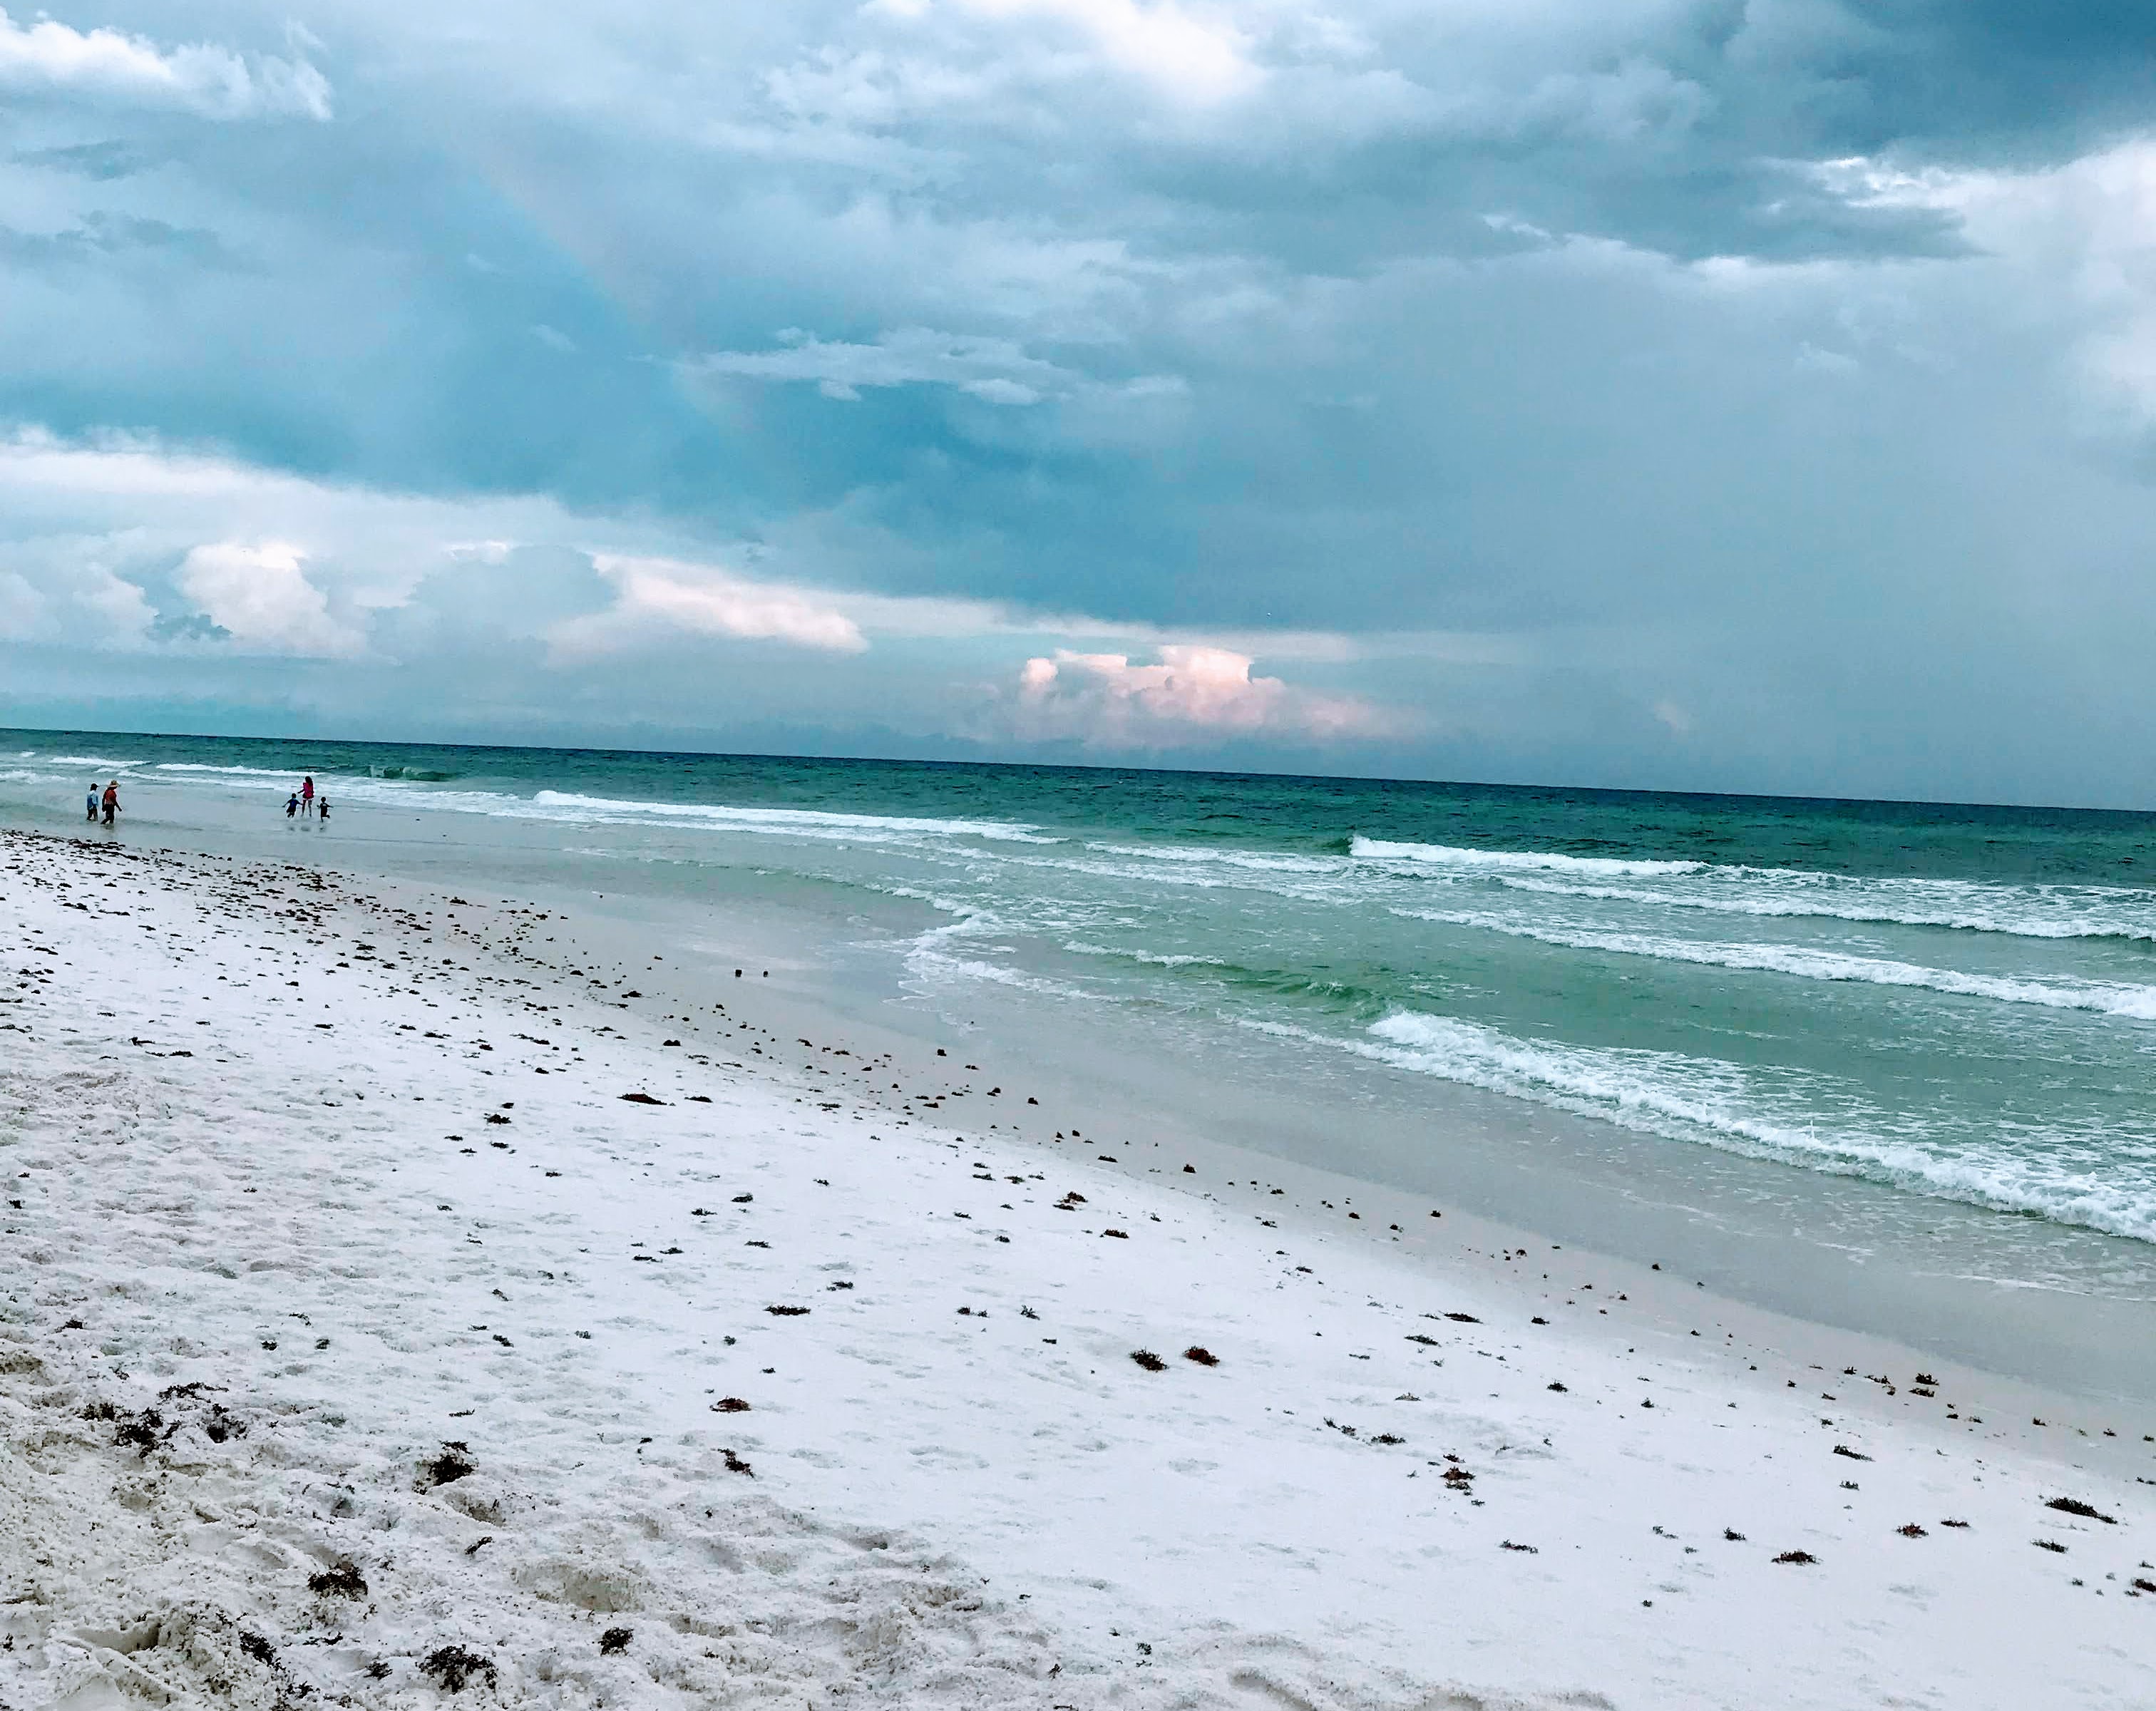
[1487, 870, 2156, 942]
[1345, 1011, 2156, 1243]
[1390, 907, 2156, 1019]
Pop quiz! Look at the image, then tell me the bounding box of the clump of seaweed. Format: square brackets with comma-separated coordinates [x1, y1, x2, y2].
[419, 1645, 497, 1692]
[309, 1561, 369, 1599]
[420, 1442, 475, 1488]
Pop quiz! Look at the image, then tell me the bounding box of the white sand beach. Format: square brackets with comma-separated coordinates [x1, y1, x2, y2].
[4, 826, 2153, 1708]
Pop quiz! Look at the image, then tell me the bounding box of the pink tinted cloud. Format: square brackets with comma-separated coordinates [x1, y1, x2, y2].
[1011, 644, 1396, 747]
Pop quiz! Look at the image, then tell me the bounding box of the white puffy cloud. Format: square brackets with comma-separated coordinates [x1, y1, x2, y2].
[0, 7, 330, 120]
[935, 0, 1262, 105]
[175, 541, 360, 657]
[552, 555, 869, 655]
[1946, 143, 2156, 430]
[0, 431, 1397, 662]
[1010, 644, 1398, 747]
[0, 433, 582, 647]
[0, 528, 158, 645]
[1794, 140, 2156, 421]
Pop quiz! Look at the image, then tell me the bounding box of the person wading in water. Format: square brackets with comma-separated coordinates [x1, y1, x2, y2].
[100, 780, 120, 828]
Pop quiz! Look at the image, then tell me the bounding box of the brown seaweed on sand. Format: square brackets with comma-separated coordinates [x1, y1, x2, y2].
[419, 1645, 496, 1692]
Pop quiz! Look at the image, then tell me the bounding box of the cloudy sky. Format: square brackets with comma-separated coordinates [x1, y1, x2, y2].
[3, 2, 2155, 803]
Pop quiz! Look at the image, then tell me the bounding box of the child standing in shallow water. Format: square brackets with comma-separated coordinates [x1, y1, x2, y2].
[86, 783, 98, 823]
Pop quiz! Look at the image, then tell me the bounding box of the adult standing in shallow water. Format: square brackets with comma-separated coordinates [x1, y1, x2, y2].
[300, 775, 314, 817]
[100, 780, 118, 828]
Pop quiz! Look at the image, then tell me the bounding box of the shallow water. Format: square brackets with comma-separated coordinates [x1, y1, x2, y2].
[10, 727, 2156, 1375]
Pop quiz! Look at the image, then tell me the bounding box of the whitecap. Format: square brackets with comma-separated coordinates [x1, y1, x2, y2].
[1085, 842, 1343, 874]
[1489, 870, 2156, 943]
[1064, 940, 1227, 969]
[528, 790, 1058, 843]
[1350, 835, 1705, 878]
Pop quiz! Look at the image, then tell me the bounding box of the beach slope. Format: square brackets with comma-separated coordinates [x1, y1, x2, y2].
[1, 828, 2151, 1708]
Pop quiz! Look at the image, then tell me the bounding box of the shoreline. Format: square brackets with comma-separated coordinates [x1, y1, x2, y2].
[5, 826, 2155, 1707]
[11, 773, 2156, 1416]
[379, 843, 2156, 1410]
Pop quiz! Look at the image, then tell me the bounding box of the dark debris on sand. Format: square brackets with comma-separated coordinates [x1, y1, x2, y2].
[419, 1645, 498, 1693]
[308, 1561, 369, 1599]
[419, 1442, 476, 1488]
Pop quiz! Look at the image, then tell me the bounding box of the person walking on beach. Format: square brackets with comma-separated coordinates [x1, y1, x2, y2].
[300, 775, 315, 817]
[100, 780, 119, 828]
[86, 783, 99, 823]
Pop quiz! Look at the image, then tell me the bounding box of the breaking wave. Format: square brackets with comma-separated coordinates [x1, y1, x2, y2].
[1330, 1011, 2156, 1243]
[1390, 908, 2156, 1019]
[1351, 835, 1705, 877]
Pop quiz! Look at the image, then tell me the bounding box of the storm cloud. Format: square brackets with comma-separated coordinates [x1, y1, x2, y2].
[3, 2, 2155, 801]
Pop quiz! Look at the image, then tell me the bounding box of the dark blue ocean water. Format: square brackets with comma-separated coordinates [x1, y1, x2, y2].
[12, 728, 2156, 1247]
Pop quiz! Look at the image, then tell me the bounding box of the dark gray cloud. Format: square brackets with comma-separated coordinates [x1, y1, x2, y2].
[12, 139, 157, 180]
[0, 210, 242, 269]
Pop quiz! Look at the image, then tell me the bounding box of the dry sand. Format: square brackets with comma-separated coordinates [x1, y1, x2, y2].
[3, 828, 2153, 1708]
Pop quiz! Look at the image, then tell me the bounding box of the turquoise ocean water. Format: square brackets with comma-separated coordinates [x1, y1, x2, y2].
[12, 728, 2156, 1263]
